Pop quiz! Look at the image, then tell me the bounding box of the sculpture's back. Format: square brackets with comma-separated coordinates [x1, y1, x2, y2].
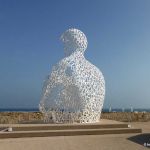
[39, 29, 105, 123]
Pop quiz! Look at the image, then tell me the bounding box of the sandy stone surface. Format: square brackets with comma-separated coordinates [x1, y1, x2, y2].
[0, 133, 149, 150]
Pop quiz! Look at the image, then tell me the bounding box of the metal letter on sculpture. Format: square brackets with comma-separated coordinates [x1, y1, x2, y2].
[39, 29, 105, 123]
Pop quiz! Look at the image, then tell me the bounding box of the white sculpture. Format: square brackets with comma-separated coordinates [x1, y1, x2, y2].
[39, 28, 105, 123]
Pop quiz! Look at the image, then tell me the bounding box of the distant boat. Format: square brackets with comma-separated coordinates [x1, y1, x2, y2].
[109, 106, 112, 112]
[130, 107, 133, 112]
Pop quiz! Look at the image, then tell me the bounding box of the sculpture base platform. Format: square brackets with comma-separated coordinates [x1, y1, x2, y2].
[0, 119, 142, 139]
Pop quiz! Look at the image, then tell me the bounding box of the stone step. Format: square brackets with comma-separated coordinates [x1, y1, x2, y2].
[0, 128, 142, 139]
[12, 123, 129, 131]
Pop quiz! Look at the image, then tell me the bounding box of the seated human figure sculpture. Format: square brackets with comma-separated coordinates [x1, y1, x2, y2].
[39, 28, 105, 123]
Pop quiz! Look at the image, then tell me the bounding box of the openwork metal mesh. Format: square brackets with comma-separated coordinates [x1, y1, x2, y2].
[39, 29, 105, 123]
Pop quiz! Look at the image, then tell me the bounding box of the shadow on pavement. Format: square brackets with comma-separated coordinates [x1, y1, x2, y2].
[128, 134, 150, 148]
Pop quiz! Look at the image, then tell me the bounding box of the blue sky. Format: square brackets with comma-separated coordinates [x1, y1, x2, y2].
[0, 0, 150, 108]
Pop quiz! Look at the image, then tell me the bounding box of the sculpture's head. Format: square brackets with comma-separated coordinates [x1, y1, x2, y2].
[60, 28, 88, 56]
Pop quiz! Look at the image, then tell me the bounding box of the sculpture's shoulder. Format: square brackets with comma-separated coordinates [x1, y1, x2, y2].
[50, 56, 104, 84]
[85, 60, 104, 79]
[53, 55, 77, 70]
[51, 57, 69, 72]
[49, 56, 75, 79]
